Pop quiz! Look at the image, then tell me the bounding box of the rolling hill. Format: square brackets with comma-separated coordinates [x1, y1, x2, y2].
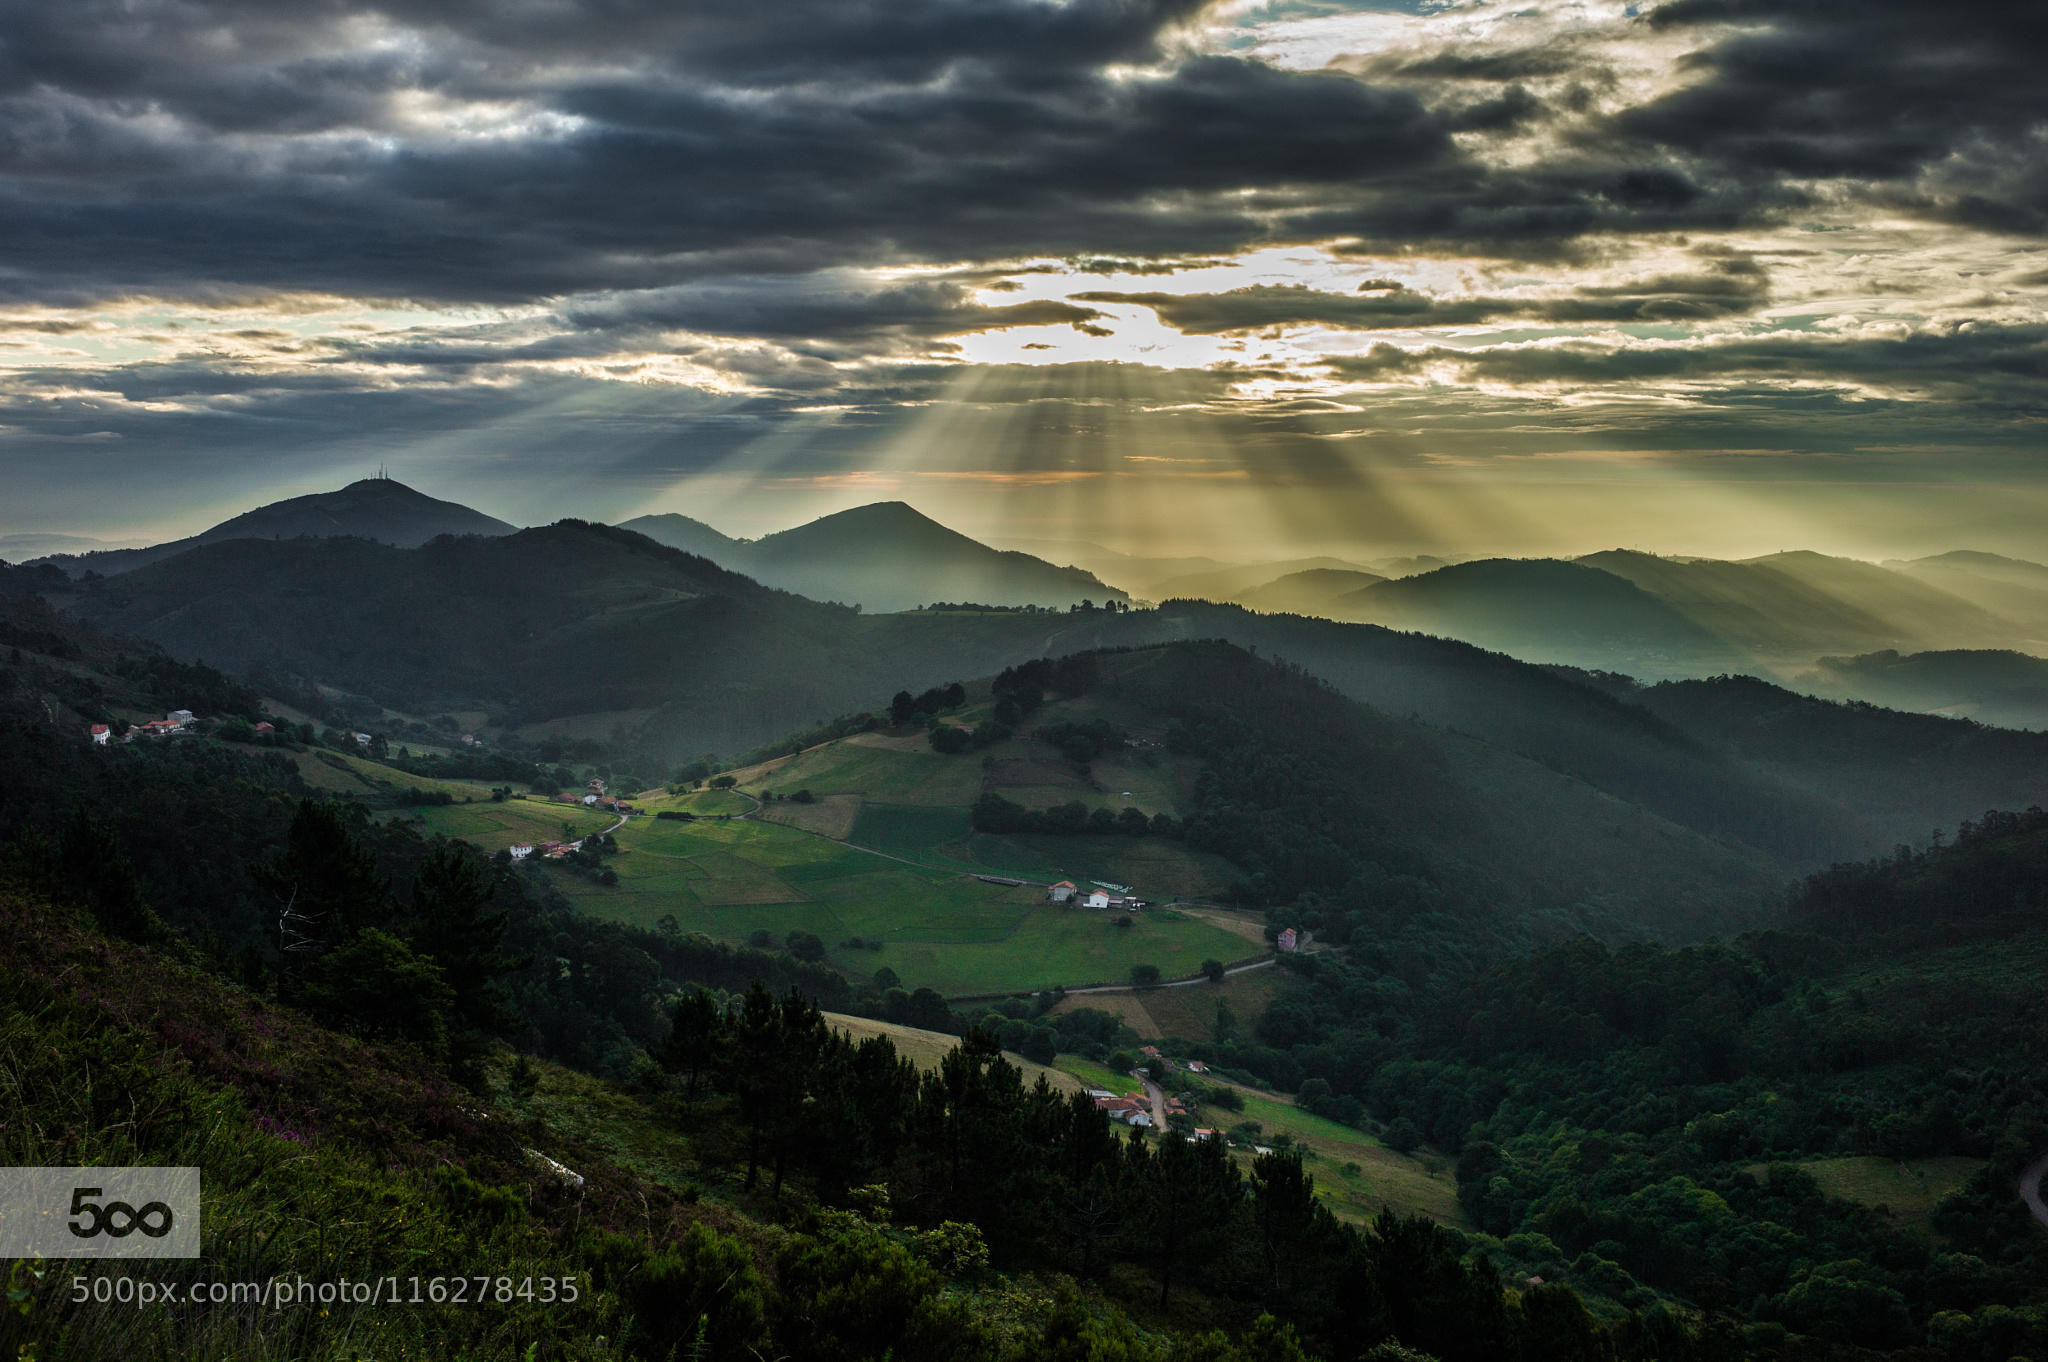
[1147, 557, 1382, 605]
[613, 510, 745, 562]
[1884, 550, 2048, 639]
[1798, 648, 2048, 731]
[1336, 557, 1743, 677]
[1234, 568, 1388, 617]
[619, 500, 1125, 612]
[33, 476, 517, 577]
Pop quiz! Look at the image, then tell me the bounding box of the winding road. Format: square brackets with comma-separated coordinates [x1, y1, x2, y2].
[2022, 1154, 2048, 1231]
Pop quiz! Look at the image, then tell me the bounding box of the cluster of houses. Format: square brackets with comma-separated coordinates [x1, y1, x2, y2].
[1047, 880, 1147, 911]
[508, 838, 589, 862]
[90, 710, 204, 744]
[1086, 1045, 1232, 1143]
[547, 778, 635, 814]
[1089, 1092, 1156, 1128]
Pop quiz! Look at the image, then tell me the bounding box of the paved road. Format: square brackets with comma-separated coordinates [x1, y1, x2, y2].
[2022, 1153, 2048, 1231]
[1138, 1073, 1169, 1129]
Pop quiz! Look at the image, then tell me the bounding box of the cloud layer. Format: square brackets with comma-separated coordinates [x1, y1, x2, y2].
[0, 0, 2042, 556]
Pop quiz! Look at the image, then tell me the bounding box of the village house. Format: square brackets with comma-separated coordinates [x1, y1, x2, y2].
[1047, 880, 1077, 903]
[167, 709, 195, 726]
[254, 721, 274, 735]
[1277, 927, 1299, 953]
[353, 732, 372, 748]
[508, 844, 534, 861]
[1091, 1094, 1154, 1127]
[89, 724, 109, 745]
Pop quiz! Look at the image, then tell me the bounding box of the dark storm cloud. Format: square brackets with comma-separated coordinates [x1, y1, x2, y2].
[19, 0, 2036, 307]
[1631, 0, 2048, 233]
[0, 0, 1474, 303]
[1323, 323, 2048, 408]
[1076, 257, 1770, 332]
[563, 278, 1103, 354]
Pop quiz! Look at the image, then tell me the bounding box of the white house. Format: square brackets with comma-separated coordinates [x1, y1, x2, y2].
[167, 709, 195, 726]
[89, 724, 110, 745]
[508, 844, 534, 861]
[1047, 880, 1078, 903]
[354, 732, 372, 748]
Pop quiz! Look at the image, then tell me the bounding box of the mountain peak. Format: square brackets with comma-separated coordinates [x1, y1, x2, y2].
[32, 477, 516, 578]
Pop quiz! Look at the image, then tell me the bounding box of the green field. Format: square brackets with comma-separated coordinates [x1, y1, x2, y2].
[394, 798, 614, 848]
[1785, 1156, 1985, 1233]
[740, 736, 984, 807]
[633, 787, 754, 817]
[1053, 1054, 1145, 1097]
[540, 812, 1250, 996]
[847, 802, 975, 860]
[290, 748, 498, 804]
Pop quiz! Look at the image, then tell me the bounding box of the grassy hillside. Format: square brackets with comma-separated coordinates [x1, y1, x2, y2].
[824, 1012, 1085, 1094]
[533, 809, 1249, 997]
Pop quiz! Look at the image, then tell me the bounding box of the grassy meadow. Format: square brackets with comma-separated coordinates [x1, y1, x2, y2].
[390, 795, 615, 847]
[536, 812, 1249, 996]
[1789, 1156, 1986, 1234]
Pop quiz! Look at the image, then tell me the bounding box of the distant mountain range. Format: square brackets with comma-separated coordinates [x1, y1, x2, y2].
[1113, 545, 2048, 692]
[40, 522, 2048, 873]
[32, 478, 517, 577]
[17, 474, 2048, 727]
[19, 479, 1126, 614]
[620, 501, 1124, 611]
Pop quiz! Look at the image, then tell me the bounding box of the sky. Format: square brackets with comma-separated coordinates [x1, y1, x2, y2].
[0, 0, 2043, 562]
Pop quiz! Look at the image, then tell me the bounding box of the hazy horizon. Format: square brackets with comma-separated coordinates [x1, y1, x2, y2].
[14, 470, 2048, 574]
